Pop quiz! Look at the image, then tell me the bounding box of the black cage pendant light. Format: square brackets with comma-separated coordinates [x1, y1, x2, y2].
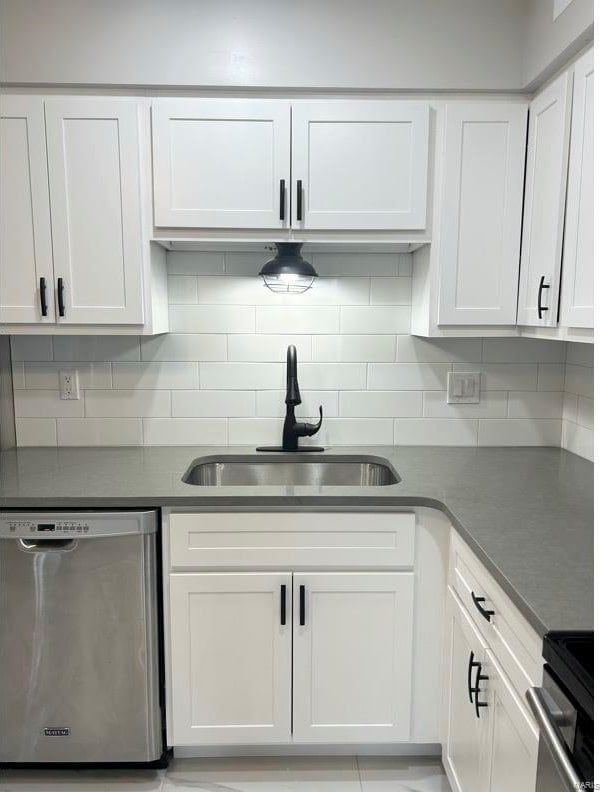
[259, 243, 318, 294]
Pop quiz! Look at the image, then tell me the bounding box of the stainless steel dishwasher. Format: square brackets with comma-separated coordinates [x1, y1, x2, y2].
[0, 510, 163, 765]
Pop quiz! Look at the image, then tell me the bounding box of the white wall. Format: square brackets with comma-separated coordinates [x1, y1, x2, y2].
[522, 0, 594, 88]
[562, 343, 594, 460]
[0, 0, 526, 90]
[10, 251, 576, 452]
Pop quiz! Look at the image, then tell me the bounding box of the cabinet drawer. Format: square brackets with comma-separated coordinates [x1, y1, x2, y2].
[449, 531, 543, 705]
[168, 512, 415, 570]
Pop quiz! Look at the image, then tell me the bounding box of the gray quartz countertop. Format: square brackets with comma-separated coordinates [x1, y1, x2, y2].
[0, 445, 593, 637]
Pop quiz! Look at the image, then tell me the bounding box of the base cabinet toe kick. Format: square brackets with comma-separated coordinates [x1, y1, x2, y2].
[161, 509, 544, 790]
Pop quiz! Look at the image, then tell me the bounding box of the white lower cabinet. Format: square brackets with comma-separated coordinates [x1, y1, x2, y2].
[292, 572, 414, 743]
[169, 572, 292, 745]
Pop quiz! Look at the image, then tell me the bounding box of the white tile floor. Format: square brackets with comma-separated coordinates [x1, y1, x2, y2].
[0, 757, 451, 791]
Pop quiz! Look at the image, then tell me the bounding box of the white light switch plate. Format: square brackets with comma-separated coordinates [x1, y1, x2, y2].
[447, 371, 480, 404]
[59, 370, 80, 400]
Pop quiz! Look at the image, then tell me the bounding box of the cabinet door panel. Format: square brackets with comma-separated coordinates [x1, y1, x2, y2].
[518, 72, 572, 327]
[152, 99, 291, 229]
[443, 589, 487, 792]
[45, 99, 144, 325]
[293, 572, 413, 743]
[560, 49, 594, 329]
[0, 96, 55, 323]
[438, 103, 527, 325]
[292, 101, 429, 230]
[169, 573, 291, 745]
[483, 651, 538, 792]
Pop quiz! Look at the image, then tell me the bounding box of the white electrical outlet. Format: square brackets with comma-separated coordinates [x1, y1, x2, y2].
[59, 370, 80, 400]
[447, 371, 480, 404]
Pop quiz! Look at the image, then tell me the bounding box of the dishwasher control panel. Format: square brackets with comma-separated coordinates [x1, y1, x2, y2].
[0, 511, 157, 538]
[3, 519, 91, 534]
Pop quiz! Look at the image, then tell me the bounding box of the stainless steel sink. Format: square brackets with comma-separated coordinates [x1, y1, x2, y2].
[182, 455, 400, 487]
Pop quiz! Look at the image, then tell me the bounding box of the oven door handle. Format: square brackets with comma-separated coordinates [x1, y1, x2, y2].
[526, 686, 583, 791]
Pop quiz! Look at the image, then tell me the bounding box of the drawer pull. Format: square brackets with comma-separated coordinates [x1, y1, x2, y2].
[299, 584, 306, 626]
[471, 591, 495, 622]
[468, 651, 479, 704]
[280, 584, 286, 626]
[473, 665, 489, 718]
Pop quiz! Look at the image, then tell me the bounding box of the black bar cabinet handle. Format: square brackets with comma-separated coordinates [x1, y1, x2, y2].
[279, 179, 285, 221]
[296, 180, 303, 222]
[39, 277, 47, 317]
[468, 651, 480, 704]
[537, 275, 550, 320]
[57, 277, 65, 317]
[280, 584, 286, 626]
[474, 665, 489, 719]
[471, 591, 495, 622]
[299, 584, 306, 626]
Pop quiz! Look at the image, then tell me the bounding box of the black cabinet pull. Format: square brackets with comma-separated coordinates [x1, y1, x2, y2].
[296, 180, 303, 222]
[57, 277, 66, 317]
[473, 665, 489, 719]
[279, 179, 285, 221]
[39, 277, 48, 317]
[468, 651, 480, 704]
[280, 584, 286, 626]
[537, 275, 550, 320]
[299, 584, 306, 626]
[471, 591, 495, 622]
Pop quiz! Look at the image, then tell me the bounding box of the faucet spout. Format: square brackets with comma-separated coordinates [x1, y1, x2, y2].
[286, 345, 301, 405]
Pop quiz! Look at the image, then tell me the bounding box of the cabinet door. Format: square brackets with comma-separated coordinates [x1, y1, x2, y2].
[0, 96, 55, 323]
[560, 49, 594, 329]
[438, 103, 527, 325]
[291, 101, 429, 230]
[152, 99, 291, 229]
[443, 589, 487, 792]
[45, 99, 144, 325]
[169, 572, 292, 745]
[518, 72, 572, 327]
[482, 650, 538, 792]
[292, 572, 414, 742]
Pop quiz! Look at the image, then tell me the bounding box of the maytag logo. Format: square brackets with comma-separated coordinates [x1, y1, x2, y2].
[44, 727, 70, 737]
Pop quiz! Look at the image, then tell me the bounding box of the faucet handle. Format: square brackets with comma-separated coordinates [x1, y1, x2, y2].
[304, 405, 323, 436]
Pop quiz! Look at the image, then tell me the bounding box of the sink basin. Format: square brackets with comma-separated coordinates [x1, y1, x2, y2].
[182, 455, 400, 487]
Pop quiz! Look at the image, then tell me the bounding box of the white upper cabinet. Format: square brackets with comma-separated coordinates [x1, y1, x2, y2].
[292, 572, 414, 743]
[291, 101, 429, 230]
[45, 99, 145, 325]
[152, 99, 291, 229]
[560, 49, 594, 329]
[518, 72, 572, 327]
[437, 103, 527, 325]
[0, 96, 54, 324]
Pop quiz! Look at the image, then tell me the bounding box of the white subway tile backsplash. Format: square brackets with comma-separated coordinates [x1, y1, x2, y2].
[563, 392, 578, 423]
[168, 275, 198, 304]
[257, 306, 339, 334]
[537, 363, 566, 391]
[10, 336, 53, 361]
[57, 418, 143, 446]
[225, 251, 274, 275]
[169, 305, 255, 333]
[478, 419, 562, 446]
[423, 391, 507, 419]
[24, 362, 112, 390]
[316, 418, 394, 446]
[312, 335, 396, 362]
[11, 361, 25, 390]
[577, 396, 594, 429]
[256, 390, 338, 418]
[85, 390, 171, 418]
[312, 252, 399, 277]
[227, 418, 282, 446]
[394, 418, 478, 446]
[482, 338, 566, 363]
[298, 363, 366, 390]
[141, 334, 226, 362]
[566, 342, 594, 367]
[167, 251, 225, 275]
[562, 420, 593, 460]
[15, 390, 84, 418]
[369, 363, 448, 390]
[194, 276, 274, 305]
[339, 391, 422, 418]
[143, 418, 227, 446]
[370, 278, 411, 305]
[341, 306, 411, 334]
[507, 391, 564, 419]
[476, 364, 538, 391]
[565, 364, 593, 399]
[228, 335, 311, 362]
[15, 418, 57, 446]
[113, 362, 199, 390]
[53, 336, 140, 362]
[172, 391, 255, 418]
[200, 362, 284, 390]
[396, 337, 482, 363]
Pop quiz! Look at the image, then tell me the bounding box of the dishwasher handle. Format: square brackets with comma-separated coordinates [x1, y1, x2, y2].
[18, 537, 78, 552]
[526, 686, 583, 791]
